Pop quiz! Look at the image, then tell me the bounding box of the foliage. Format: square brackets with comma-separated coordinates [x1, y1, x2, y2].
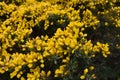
[0, 0, 120, 80]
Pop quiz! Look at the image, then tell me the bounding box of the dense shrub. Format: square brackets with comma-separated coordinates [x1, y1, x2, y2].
[0, 0, 120, 80]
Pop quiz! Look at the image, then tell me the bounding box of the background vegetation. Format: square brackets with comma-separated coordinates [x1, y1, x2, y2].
[0, 0, 120, 80]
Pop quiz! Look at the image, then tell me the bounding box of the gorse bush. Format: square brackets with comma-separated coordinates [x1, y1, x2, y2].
[0, 0, 120, 80]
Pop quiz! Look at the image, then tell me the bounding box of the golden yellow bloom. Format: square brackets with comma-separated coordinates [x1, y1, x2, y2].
[41, 70, 46, 77]
[10, 71, 17, 78]
[40, 64, 44, 68]
[54, 74, 59, 77]
[55, 69, 63, 74]
[93, 45, 100, 52]
[91, 74, 96, 79]
[17, 73, 21, 78]
[102, 53, 107, 58]
[36, 46, 41, 51]
[20, 77, 25, 80]
[28, 63, 33, 68]
[47, 70, 51, 77]
[80, 75, 85, 79]
[89, 66, 94, 70]
[64, 71, 69, 75]
[84, 68, 88, 74]
[0, 68, 5, 74]
[62, 59, 67, 63]
[43, 51, 50, 57]
[105, 22, 109, 26]
[40, 59, 44, 63]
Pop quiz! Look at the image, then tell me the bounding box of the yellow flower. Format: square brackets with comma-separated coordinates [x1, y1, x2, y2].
[89, 66, 94, 70]
[65, 38, 71, 46]
[0, 68, 5, 74]
[28, 63, 33, 68]
[64, 71, 69, 75]
[47, 70, 51, 77]
[40, 59, 44, 63]
[55, 69, 63, 74]
[84, 51, 88, 55]
[36, 46, 41, 51]
[28, 43, 34, 49]
[20, 77, 25, 80]
[70, 39, 77, 48]
[93, 45, 100, 52]
[80, 75, 85, 79]
[91, 74, 96, 79]
[84, 68, 88, 74]
[17, 73, 21, 78]
[102, 53, 107, 58]
[96, 42, 102, 47]
[40, 64, 44, 68]
[41, 70, 46, 77]
[105, 22, 109, 26]
[62, 59, 67, 63]
[10, 71, 17, 78]
[54, 74, 59, 77]
[15, 66, 22, 72]
[91, 54, 95, 57]
[43, 51, 50, 57]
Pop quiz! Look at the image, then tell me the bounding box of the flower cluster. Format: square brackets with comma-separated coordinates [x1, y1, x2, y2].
[0, 0, 119, 80]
